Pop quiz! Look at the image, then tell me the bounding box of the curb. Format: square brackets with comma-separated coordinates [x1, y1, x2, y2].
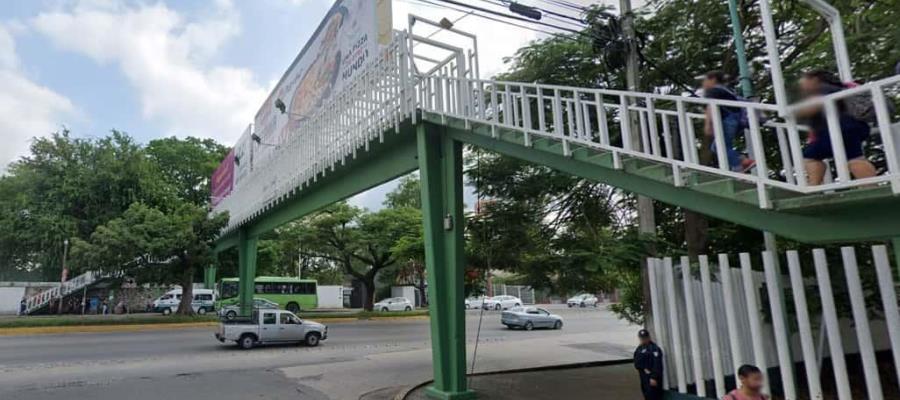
[391, 359, 633, 400]
[0, 314, 431, 336]
[0, 321, 219, 336]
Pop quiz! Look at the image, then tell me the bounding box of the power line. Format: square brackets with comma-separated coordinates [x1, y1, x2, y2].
[432, 0, 584, 34]
[407, 0, 698, 92]
[476, 0, 587, 24]
[405, 0, 566, 38]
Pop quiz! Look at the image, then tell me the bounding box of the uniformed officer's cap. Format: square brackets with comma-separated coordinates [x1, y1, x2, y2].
[638, 329, 651, 338]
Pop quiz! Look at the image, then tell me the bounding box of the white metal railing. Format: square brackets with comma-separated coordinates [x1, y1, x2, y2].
[24, 270, 106, 314]
[649, 246, 900, 399]
[214, 26, 900, 233]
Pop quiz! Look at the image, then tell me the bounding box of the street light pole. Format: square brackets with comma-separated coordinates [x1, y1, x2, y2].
[727, 0, 753, 98]
[59, 238, 69, 314]
[725, 0, 781, 265]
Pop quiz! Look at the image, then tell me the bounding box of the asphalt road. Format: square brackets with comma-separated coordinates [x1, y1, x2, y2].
[0, 305, 637, 400]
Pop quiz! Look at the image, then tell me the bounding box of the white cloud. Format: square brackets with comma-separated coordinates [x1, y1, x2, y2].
[32, 0, 267, 145]
[0, 24, 77, 171]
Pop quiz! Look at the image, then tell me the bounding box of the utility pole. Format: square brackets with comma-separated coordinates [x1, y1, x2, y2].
[725, 0, 780, 264]
[620, 0, 657, 329]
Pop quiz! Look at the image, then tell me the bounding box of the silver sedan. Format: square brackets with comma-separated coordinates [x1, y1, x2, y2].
[501, 306, 563, 331]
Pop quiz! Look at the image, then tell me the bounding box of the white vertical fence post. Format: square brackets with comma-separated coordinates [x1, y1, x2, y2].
[872, 245, 900, 390]
[699, 255, 726, 398]
[739, 253, 770, 396]
[681, 256, 705, 397]
[664, 257, 687, 393]
[841, 247, 884, 400]
[813, 249, 852, 400]
[762, 251, 796, 400]
[647, 258, 668, 389]
[719, 254, 743, 381]
[785, 251, 823, 399]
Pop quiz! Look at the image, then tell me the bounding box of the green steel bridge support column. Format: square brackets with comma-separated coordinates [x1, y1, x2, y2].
[238, 229, 258, 317]
[204, 265, 217, 290]
[417, 122, 475, 400]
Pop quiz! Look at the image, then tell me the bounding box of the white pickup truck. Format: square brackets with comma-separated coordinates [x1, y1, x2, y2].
[215, 309, 327, 349]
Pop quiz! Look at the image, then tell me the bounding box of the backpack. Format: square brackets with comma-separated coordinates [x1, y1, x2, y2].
[842, 81, 896, 124]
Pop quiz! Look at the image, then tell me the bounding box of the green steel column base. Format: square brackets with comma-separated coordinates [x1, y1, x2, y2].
[425, 386, 477, 400]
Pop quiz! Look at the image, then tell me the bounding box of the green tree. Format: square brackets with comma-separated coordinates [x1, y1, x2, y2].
[72, 202, 228, 315]
[145, 137, 229, 206]
[292, 203, 421, 310]
[0, 130, 171, 280]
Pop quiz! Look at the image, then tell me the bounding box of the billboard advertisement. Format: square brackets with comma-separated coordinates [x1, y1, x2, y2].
[210, 149, 234, 207]
[210, 0, 392, 214]
[253, 0, 391, 167]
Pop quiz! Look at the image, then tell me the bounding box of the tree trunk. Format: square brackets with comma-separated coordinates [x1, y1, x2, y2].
[176, 262, 195, 316]
[684, 210, 709, 259]
[362, 275, 376, 311]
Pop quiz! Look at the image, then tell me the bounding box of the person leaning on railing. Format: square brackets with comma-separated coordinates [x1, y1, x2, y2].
[795, 70, 877, 185]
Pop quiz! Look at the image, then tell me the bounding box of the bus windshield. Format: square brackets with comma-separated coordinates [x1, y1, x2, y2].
[220, 281, 239, 300]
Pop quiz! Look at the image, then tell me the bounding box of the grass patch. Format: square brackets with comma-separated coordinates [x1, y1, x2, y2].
[0, 314, 217, 329]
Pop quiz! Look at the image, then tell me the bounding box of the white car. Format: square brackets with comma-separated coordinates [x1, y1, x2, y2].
[567, 294, 599, 308]
[373, 297, 413, 312]
[482, 295, 522, 310]
[465, 296, 487, 309]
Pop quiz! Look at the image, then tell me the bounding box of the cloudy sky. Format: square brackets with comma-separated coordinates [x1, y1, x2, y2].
[0, 0, 620, 209]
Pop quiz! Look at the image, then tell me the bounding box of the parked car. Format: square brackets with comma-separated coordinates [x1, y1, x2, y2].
[153, 289, 216, 315]
[219, 298, 280, 320]
[215, 309, 327, 349]
[373, 297, 413, 312]
[482, 295, 522, 310]
[566, 294, 599, 308]
[465, 296, 487, 309]
[501, 306, 563, 331]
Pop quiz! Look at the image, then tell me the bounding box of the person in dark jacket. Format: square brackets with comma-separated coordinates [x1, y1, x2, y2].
[634, 329, 664, 400]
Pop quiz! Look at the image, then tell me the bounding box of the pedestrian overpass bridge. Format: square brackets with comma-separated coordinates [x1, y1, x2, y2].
[212, 8, 900, 400]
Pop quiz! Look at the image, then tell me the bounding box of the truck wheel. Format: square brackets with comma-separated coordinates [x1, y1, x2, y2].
[286, 302, 300, 314]
[238, 334, 256, 350]
[225, 310, 237, 320]
[162, 308, 172, 316]
[198, 307, 207, 315]
[305, 332, 321, 347]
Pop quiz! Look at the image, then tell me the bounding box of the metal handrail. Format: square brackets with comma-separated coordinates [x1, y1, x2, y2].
[213, 28, 900, 234]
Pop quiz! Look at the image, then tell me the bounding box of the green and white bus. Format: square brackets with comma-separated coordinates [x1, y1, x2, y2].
[217, 276, 318, 313]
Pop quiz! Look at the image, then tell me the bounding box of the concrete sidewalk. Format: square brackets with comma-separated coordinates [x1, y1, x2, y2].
[404, 362, 642, 400]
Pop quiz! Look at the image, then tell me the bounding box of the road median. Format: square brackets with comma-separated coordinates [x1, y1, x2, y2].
[0, 310, 430, 336]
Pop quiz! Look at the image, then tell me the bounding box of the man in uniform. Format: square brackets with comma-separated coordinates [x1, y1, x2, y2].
[633, 329, 664, 400]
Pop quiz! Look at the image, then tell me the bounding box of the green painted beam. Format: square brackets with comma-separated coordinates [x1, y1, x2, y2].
[418, 122, 475, 400]
[438, 115, 900, 244]
[214, 231, 239, 253]
[214, 122, 419, 251]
